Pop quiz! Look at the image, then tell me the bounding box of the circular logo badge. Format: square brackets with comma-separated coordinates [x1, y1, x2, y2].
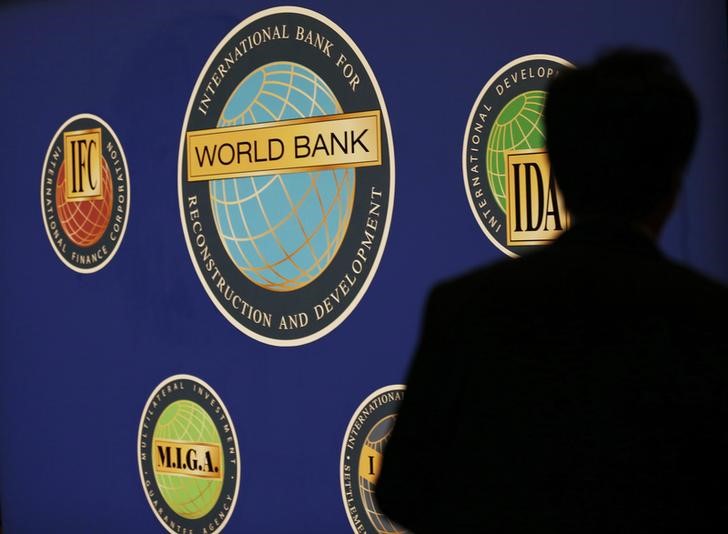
[463, 55, 573, 257]
[40, 113, 130, 273]
[340, 385, 408, 534]
[137, 375, 241, 533]
[178, 7, 394, 346]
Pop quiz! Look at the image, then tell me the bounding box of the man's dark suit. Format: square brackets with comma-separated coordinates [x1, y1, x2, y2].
[376, 222, 727, 533]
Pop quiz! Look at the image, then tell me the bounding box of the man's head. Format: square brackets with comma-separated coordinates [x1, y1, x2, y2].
[544, 49, 698, 228]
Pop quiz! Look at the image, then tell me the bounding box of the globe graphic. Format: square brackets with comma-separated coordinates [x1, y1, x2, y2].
[56, 158, 113, 246]
[209, 61, 355, 292]
[152, 400, 223, 519]
[359, 415, 408, 534]
[486, 90, 546, 213]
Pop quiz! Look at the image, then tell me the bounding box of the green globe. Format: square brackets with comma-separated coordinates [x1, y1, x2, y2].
[359, 415, 408, 534]
[152, 400, 223, 519]
[210, 61, 355, 292]
[486, 90, 547, 213]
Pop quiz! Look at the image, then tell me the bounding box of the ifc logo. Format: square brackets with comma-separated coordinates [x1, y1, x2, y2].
[463, 55, 574, 257]
[137, 375, 241, 533]
[179, 7, 394, 346]
[40, 114, 130, 272]
[341, 385, 408, 534]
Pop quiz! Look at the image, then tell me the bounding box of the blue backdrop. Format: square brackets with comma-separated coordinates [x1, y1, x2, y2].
[1, 0, 726, 531]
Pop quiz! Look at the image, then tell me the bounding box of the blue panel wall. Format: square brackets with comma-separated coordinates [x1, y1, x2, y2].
[1, 0, 726, 531]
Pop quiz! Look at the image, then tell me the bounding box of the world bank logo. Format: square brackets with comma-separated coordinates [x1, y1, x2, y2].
[463, 55, 573, 257]
[40, 114, 130, 272]
[179, 7, 394, 345]
[341, 385, 408, 534]
[137, 375, 241, 533]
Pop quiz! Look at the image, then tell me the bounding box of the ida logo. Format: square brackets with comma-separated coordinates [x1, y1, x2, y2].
[463, 55, 573, 257]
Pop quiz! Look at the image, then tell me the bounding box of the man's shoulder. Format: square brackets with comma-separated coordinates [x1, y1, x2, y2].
[660, 258, 727, 297]
[429, 258, 516, 301]
[656, 261, 728, 339]
[421, 257, 542, 330]
[430, 251, 559, 302]
[427, 245, 727, 322]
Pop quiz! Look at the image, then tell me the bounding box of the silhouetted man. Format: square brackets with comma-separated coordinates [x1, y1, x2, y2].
[376, 50, 727, 533]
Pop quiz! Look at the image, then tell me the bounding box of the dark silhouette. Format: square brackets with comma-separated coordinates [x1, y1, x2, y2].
[376, 50, 727, 533]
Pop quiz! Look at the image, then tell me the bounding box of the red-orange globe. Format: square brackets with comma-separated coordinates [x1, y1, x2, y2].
[56, 157, 113, 247]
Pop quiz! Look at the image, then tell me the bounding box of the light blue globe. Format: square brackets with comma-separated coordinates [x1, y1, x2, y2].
[210, 61, 355, 292]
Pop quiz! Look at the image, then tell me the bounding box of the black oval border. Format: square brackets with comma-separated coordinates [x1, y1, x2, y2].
[178, 7, 395, 346]
[137, 374, 241, 533]
[40, 113, 131, 273]
[462, 55, 573, 258]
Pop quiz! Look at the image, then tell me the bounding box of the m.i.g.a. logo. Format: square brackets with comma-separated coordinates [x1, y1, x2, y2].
[138, 375, 241, 533]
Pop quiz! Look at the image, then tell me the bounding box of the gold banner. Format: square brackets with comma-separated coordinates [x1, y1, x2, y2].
[152, 439, 222, 479]
[63, 128, 103, 202]
[506, 149, 570, 246]
[358, 444, 383, 485]
[186, 110, 381, 182]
